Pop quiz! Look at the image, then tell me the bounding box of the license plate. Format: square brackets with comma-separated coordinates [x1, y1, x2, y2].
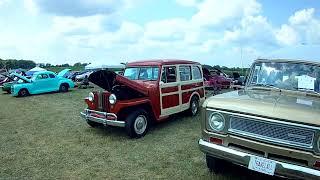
[248, 156, 276, 176]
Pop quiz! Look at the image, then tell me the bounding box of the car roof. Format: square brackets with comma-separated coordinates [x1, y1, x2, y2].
[127, 59, 201, 66]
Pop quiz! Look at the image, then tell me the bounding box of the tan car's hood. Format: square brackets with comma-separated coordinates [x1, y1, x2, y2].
[205, 89, 320, 126]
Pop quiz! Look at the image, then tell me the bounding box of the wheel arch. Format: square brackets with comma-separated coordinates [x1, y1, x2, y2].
[117, 102, 155, 122]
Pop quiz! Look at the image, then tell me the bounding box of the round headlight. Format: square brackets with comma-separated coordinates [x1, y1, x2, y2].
[209, 113, 225, 132]
[109, 94, 117, 105]
[88, 92, 94, 102]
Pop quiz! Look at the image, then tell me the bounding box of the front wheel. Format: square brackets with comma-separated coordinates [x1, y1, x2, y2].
[189, 96, 199, 116]
[125, 109, 149, 138]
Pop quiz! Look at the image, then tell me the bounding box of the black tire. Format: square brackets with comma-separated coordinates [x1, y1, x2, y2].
[59, 84, 69, 92]
[206, 155, 227, 174]
[189, 96, 199, 116]
[6, 90, 11, 94]
[86, 120, 101, 128]
[18, 89, 29, 97]
[125, 109, 149, 138]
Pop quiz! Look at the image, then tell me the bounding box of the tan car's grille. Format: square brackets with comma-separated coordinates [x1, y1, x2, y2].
[229, 116, 315, 150]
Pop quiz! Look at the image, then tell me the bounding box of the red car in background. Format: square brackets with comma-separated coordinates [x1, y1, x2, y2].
[203, 68, 232, 92]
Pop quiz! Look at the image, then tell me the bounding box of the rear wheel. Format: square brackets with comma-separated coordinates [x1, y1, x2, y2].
[18, 89, 29, 97]
[6, 90, 11, 94]
[59, 84, 69, 92]
[189, 96, 199, 116]
[125, 109, 149, 138]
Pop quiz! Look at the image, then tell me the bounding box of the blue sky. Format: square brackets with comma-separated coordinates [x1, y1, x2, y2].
[0, 0, 319, 67]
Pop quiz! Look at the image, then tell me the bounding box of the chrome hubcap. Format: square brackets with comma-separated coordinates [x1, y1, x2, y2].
[192, 101, 198, 115]
[134, 115, 147, 135]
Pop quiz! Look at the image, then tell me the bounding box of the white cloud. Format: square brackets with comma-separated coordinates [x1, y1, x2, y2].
[191, 0, 261, 27]
[0, 0, 9, 6]
[275, 24, 299, 46]
[276, 8, 320, 46]
[24, 0, 39, 15]
[289, 8, 315, 25]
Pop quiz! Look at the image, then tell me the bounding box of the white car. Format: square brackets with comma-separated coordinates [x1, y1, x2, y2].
[75, 71, 94, 82]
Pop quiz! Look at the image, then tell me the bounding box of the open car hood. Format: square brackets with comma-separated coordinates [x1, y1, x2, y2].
[2, 74, 15, 81]
[11, 73, 31, 83]
[88, 70, 149, 96]
[57, 69, 71, 77]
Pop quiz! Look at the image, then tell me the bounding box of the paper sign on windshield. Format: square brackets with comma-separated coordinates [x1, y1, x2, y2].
[296, 75, 316, 90]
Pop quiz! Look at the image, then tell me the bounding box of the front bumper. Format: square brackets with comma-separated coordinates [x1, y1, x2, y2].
[80, 109, 125, 127]
[199, 139, 320, 179]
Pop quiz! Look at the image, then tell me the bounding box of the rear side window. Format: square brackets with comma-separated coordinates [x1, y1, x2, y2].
[192, 66, 202, 80]
[179, 66, 191, 81]
[49, 74, 56, 78]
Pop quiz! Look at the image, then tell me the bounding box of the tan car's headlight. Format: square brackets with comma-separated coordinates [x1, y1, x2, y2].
[109, 94, 117, 105]
[88, 92, 94, 102]
[209, 112, 225, 132]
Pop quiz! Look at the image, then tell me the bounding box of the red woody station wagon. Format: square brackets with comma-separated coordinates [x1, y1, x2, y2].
[80, 59, 205, 138]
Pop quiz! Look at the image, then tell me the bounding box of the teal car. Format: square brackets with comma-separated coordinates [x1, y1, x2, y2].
[11, 70, 74, 97]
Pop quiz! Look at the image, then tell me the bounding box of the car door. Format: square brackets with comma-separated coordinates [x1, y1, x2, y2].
[159, 65, 181, 116]
[33, 74, 55, 93]
[47, 73, 59, 91]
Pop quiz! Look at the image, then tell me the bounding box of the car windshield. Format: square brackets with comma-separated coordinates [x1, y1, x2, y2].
[248, 61, 320, 93]
[124, 67, 159, 81]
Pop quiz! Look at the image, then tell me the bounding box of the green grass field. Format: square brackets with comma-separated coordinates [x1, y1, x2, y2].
[0, 88, 277, 179]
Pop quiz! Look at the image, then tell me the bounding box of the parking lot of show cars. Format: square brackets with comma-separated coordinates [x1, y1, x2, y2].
[0, 87, 277, 179]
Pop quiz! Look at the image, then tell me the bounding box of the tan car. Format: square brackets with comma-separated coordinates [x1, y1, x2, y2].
[199, 58, 320, 179]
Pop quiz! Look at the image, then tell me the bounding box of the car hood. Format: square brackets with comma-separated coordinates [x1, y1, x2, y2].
[11, 73, 31, 83]
[57, 69, 71, 77]
[205, 88, 320, 126]
[88, 70, 149, 96]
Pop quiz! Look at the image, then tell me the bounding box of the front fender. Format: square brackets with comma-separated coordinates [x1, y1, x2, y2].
[12, 84, 30, 96]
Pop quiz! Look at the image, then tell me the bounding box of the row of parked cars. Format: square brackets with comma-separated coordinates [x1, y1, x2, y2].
[0, 69, 74, 97]
[80, 46, 320, 179]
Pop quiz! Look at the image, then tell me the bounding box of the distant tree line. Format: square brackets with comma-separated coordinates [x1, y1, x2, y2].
[0, 59, 36, 70]
[39, 62, 89, 68]
[203, 64, 250, 76]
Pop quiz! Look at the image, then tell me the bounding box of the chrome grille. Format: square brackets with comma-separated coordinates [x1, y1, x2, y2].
[101, 93, 107, 110]
[229, 116, 315, 150]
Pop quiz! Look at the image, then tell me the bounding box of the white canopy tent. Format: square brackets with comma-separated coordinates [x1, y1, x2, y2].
[85, 63, 125, 70]
[26, 66, 47, 76]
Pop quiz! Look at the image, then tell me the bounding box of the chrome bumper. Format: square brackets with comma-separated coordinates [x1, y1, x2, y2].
[80, 109, 125, 127]
[199, 139, 320, 179]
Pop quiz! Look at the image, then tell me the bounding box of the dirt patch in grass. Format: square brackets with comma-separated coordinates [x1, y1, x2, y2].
[0, 88, 280, 179]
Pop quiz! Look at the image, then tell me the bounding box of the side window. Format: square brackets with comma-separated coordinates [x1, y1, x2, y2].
[42, 74, 49, 79]
[49, 74, 56, 78]
[192, 66, 202, 80]
[161, 66, 176, 83]
[36, 74, 42, 80]
[179, 66, 191, 81]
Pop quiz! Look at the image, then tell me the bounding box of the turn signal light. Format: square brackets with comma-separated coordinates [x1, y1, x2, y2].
[209, 137, 223, 145]
[314, 160, 320, 168]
